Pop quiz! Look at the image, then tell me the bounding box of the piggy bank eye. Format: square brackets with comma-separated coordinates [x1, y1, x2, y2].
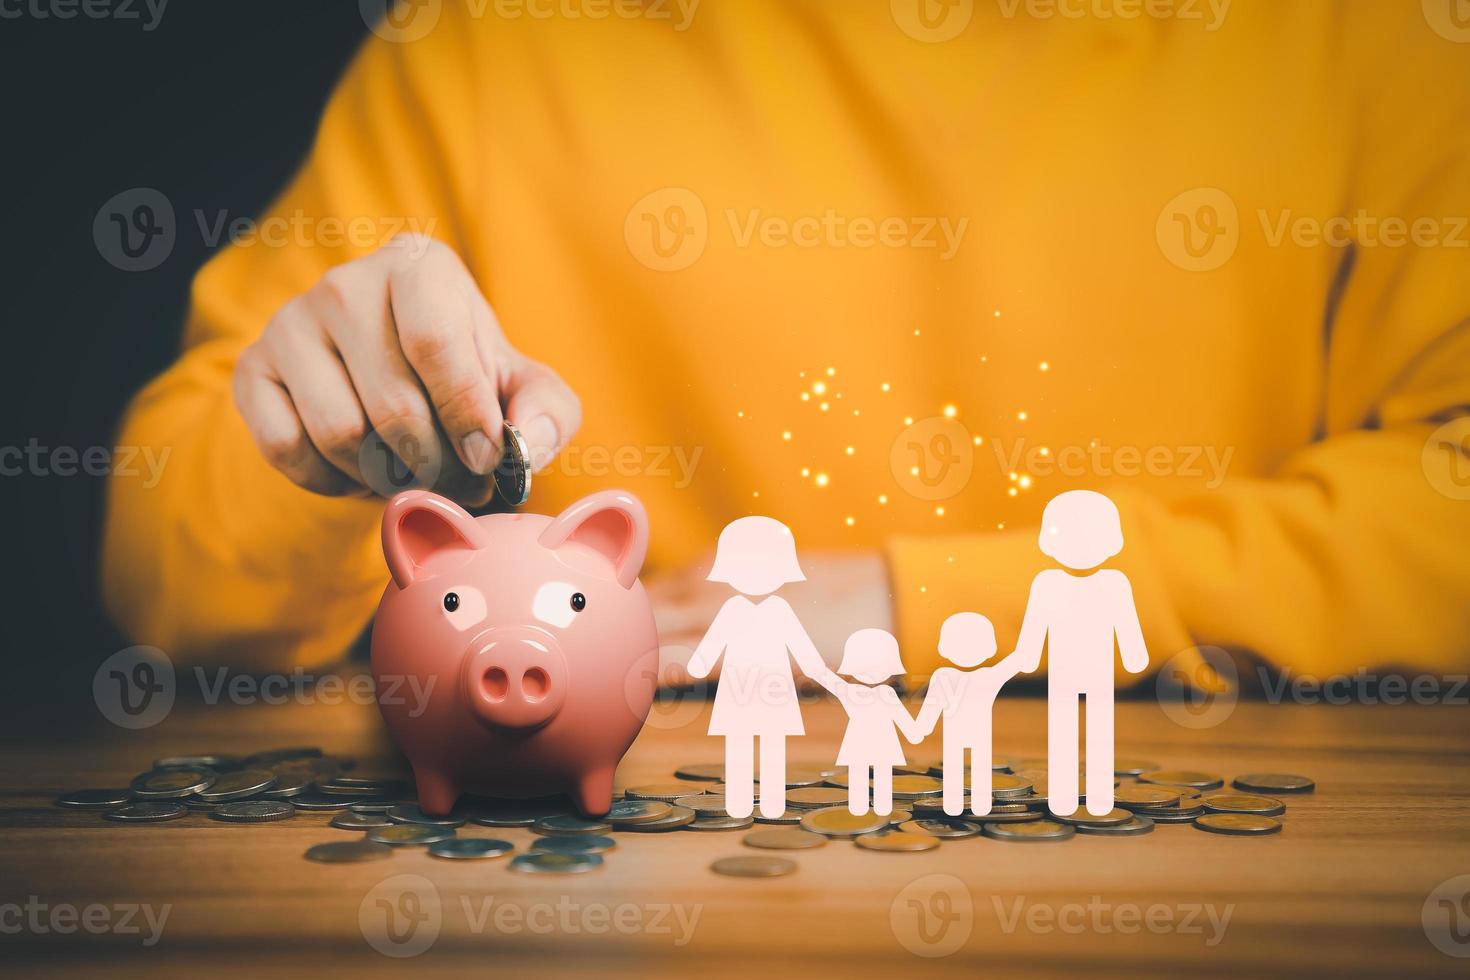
[443, 593, 460, 612]
[570, 592, 586, 612]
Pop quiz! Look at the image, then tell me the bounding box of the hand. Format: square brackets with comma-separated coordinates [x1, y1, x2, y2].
[648, 550, 892, 687]
[232, 235, 581, 506]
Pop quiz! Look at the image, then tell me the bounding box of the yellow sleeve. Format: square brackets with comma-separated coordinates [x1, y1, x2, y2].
[101, 13, 481, 670]
[890, 10, 1470, 685]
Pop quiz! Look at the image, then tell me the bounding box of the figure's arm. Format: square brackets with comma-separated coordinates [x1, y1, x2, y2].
[893, 698, 926, 744]
[912, 684, 945, 737]
[1012, 575, 1050, 673]
[686, 602, 734, 680]
[1113, 573, 1150, 675]
[779, 600, 842, 693]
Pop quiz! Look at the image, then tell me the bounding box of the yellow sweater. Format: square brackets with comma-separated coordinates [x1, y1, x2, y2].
[103, 1, 1470, 683]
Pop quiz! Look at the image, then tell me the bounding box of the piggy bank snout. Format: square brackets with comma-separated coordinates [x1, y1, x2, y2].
[461, 627, 568, 731]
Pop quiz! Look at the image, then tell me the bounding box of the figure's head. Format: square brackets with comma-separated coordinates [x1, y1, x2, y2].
[837, 628, 905, 684]
[937, 612, 997, 668]
[706, 516, 806, 596]
[1038, 490, 1124, 570]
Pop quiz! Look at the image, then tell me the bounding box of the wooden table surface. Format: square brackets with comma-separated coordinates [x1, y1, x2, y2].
[3, 684, 1468, 978]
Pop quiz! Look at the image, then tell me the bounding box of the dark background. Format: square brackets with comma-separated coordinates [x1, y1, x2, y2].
[1, 4, 373, 729]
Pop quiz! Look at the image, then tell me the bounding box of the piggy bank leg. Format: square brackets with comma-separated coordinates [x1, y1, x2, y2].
[572, 765, 615, 817]
[412, 767, 461, 817]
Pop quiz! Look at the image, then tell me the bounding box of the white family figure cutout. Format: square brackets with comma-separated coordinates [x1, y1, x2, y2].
[1014, 490, 1150, 816]
[913, 612, 1028, 816]
[691, 489, 1148, 821]
[687, 516, 832, 819]
[827, 629, 924, 815]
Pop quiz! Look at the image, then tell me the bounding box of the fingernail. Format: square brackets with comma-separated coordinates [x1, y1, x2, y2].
[521, 415, 560, 473]
[461, 430, 497, 475]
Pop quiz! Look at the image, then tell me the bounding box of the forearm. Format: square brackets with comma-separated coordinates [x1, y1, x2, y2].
[102, 349, 383, 670]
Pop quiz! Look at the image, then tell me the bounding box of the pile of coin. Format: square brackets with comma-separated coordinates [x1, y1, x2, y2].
[56, 748, 1313, 876]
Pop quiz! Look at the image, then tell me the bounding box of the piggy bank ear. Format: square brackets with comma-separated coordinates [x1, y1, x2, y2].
[538, 490, 649, 589]
[382, 491, 490, 589]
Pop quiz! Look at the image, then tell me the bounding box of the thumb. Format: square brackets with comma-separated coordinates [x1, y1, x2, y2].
[500, 354, 582, 473]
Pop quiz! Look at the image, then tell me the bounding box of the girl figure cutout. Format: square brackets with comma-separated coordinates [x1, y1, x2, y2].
[827, 628, 924, 816]
[1014, 490, 1149, 816]
[687, 517, 837, 819]
[914, 612, 1029, 816]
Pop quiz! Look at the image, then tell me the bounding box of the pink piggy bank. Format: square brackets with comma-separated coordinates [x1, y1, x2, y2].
[371, 489, 659, 816]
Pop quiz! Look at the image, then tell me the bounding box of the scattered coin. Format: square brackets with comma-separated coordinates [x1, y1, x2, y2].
[967, 808, 1043, 824]
[625, 783, 703, 802]
[787, 787, 849, 809]
[899, 819, 978, 839]
[369, 824, 456, 846]
[261, 773, 313, 799]
[211, 801, 296, 823]
[183, 798, 220, 812]
[1053, 808, 1133, 827]
[752, 808, 804, 825]
[783, 768, 826, 788]
[891, 775, 944, 798]
[743, 828, 826, 850]
[1112, 759, 1159, 776]
[130, 767, 215, 799]
[349, 801, 398, 814]
[1194, 813, 1283, 836]
[990, 774, 1034, 798]
[711, 856, 796, 878]
[429, 838, 515, 859]
[388, 803, 466, 828]
[535, 814, 613, 836]
[1077, 814, 1156, 836]
[606, 800, 674, 825]
[1138, 770, 1225, 791]
[800, 807, 891, 838]
[195, 769, 278, 803]
[983, 820, 1076, 842]
[331, 811, 393, 830]
[494, 420, 532, 506]
[677, 796, 730, 816]
[857, 831, 940, 852]
[469, 801, 563, 826]
[289, 792, 363, 811]
[56, 789, 132, 809]
[1114, 785, 1183, 809]
[620, 805, 696, 832]
[511, 852, 603, 874]
[1201, 793, 1286, 817]
[1232, 773, 1315, 794]
[687, 815, 755, 831]
[532, 835, 617, 854]
[305, 840, 394, 863]
[888, 809, 914, 825]
[103, 802, 186, 823]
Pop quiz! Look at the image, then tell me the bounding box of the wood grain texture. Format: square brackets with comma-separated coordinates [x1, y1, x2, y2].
[2, 689, 1468, 978]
